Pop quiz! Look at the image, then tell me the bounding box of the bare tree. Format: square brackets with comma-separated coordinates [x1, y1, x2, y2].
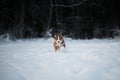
[44, 0, 53, 38]
[46, 0, 87, 32]
[15, 0, 25, 38]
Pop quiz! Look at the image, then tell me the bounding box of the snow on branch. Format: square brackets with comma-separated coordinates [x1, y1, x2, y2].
[53, 0, 87, 7]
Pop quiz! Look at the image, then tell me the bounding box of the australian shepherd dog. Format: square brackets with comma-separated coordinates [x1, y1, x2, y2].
[53, 32, 65, 51]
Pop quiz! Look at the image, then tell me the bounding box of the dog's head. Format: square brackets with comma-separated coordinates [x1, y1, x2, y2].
[54, 32, 63, 44]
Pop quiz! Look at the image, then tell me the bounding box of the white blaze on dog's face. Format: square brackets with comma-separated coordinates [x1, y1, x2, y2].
[57, 35, 61, 44]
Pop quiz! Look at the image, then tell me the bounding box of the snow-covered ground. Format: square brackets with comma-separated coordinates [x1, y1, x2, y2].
[0, 38, 120, 80]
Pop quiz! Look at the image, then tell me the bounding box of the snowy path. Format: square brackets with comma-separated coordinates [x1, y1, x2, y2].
[0, 38, 120, 80]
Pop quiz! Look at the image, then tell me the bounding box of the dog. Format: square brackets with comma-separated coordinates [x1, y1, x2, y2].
[53, 32, 65, 51]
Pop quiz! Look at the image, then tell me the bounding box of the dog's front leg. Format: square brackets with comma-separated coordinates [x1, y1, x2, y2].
[55, 46, 59, 51]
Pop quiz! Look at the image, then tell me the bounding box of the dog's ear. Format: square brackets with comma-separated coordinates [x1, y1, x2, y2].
[54, 34, 57, 38]
[60, 32, 62, 36]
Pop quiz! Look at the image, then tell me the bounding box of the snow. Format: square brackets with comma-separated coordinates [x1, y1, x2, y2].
[0, 38, 120, 80]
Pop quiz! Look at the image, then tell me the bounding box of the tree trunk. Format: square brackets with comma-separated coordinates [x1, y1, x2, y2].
[18, 0, 25, 38]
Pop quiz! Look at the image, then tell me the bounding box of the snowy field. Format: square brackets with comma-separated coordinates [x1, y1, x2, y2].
[0, 38, 120, 80]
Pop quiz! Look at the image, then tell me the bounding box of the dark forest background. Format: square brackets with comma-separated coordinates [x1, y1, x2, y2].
[0, 0, 120, 39]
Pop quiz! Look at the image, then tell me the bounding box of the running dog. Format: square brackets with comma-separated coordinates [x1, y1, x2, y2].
[53, 32, 65, 51]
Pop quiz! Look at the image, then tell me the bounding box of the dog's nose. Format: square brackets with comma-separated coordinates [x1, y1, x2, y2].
[58, 41, 60, 43]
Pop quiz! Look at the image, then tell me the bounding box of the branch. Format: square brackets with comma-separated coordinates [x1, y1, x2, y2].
[90, 3, 104, 9]
[53, 0, 87, 7]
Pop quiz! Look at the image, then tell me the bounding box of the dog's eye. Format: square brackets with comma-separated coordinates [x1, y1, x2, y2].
[60, 37, 62, 40]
